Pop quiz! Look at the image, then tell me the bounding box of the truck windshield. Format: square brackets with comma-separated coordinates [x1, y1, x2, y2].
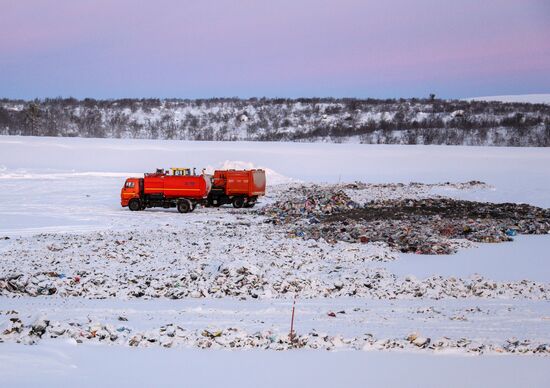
[125, 181, 135, 188]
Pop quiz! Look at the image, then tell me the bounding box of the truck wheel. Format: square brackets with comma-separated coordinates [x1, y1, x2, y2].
[177, 200, 191, 213]
[232, 197, 245, 209]
[245, 202, 256, 208]
[129, 199, 141, 211]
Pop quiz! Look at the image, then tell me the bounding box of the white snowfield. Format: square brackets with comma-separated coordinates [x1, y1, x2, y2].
[467, 94, 550, 104]
[1, 136, 550, 387]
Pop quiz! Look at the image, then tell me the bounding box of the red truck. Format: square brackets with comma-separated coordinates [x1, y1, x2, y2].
[207, 169, 266, 208]
[121, 168, 211, 213]
[121, 168, 266, 212]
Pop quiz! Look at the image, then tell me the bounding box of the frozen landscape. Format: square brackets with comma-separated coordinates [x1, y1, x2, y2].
[3, 0, 549, 384]
[2, 96, 549, 146]
[0, 136, 549, 387]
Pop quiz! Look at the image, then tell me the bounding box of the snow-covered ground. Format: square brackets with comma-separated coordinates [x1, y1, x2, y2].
[3, 342, 549, 388]
[467, 94, 550, 104]
[385, 235, 550, 282]
[1, 136, 550, 387]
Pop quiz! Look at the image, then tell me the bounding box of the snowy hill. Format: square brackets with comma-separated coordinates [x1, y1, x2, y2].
[467, 94, 550, 105]
[1, 97, 549, 146]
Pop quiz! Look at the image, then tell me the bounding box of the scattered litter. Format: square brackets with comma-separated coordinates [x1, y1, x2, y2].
[0, 181, 548, 302]
[1, 315, 548, 355]
[261, 184, 550, 255]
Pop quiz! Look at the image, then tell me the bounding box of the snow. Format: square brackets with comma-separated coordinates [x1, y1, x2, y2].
[207, 160, 299, 185]
[2, 342, 549, 388]
[386, 235, 550, 282]
[2, 136, 550, 210]
[1, 135, 550, 387]
[467, 94, 550, 104]
[2, 297, 549, 347]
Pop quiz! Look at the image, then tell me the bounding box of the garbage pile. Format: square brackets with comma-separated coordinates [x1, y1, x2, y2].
[2, 266, 549, 300]
[1, 316, 549, 355]
[259, 185, 360, 224]
[261, 185, 550, 255]
[1, 181, 548, 300]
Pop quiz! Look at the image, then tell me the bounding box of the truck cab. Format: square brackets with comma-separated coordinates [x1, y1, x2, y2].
[120, 169, 210, 213]
[121, 178, 141, 208]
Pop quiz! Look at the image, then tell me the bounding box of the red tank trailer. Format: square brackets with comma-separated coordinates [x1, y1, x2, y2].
[207, 169, 266, 208]
[121, 168, 211, 213]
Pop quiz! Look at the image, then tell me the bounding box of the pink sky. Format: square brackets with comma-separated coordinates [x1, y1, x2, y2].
[1, 0, 549, 98]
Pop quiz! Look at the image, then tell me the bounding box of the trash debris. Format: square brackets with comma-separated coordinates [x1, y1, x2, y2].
[260, 184, 550, 255]
[407, 332, 431, 348]
[0, 181, 548, 302]
[506, 229, 517, 237]
[1, 315, 548, 355]
[201, 329, 223, 339]
[0, 179, 547, 359]
[2, 317, 23, 335]
[30, 316, 50, 338]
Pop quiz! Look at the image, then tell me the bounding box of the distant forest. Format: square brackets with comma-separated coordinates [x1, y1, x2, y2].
[1, 97, 549, 146]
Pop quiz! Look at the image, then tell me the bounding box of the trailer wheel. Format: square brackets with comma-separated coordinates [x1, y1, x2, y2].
[129, 199, 141, 211]
[177, 200, 192, 213]
[232, 197, 245, 209]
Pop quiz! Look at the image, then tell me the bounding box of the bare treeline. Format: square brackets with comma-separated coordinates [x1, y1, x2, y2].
[1, 97, 549, 146]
